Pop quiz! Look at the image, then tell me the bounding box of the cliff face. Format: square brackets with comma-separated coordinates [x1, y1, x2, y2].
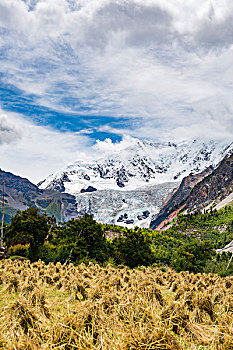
[185, 153, 233, 212]
[150, 167, 213, 229]
[150, 153, 233, 230]
[0, 169, 78, 223]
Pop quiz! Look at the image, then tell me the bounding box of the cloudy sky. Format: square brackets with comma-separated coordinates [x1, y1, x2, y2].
[0, 0, 233, 182]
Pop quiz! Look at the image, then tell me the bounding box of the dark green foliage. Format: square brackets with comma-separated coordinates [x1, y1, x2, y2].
[4, 203, 233, 275]
[150, 229, 193, 265]
[37, 242, 71, 264]
[111, 229, 153, 268]
[5, 207, 49, 260]
[51, 214, 108, 264]
[171, 240, 215, 273]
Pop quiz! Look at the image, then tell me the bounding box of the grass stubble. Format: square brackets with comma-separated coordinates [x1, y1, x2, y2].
[0, 260, 232, 349]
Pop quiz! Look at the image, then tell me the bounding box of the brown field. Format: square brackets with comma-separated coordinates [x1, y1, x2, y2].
[0, 260, 233, 349]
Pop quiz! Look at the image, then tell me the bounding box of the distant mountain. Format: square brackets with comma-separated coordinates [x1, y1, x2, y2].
[0, 169, 78, 223]
[39, 136, 233, 227]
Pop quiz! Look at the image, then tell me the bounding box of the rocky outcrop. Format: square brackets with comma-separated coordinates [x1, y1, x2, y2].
[150, 152, 233, 230]
[185, 153, 233, 212]
[150, 166, 213, 229]
[80, 186, 97, 193]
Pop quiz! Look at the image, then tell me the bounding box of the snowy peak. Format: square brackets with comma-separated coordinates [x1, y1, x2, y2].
[38, 136, 233, 228]
[39, 136, 233, 194]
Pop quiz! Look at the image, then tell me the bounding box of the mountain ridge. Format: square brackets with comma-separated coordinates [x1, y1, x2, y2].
[149, 166, 214, 229]
[185, 151, 233, 213]
[39, 137, 233, 192]
[0, 168, 78, 223]
[38, 136, 233, 227]
[1, 137, 232, 227]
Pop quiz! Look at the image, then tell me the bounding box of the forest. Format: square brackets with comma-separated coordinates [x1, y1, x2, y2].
[3, 205, 233, 276]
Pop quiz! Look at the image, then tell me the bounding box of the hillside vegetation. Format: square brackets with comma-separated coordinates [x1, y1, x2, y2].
[1, 260, 233, 349]
[175, 206, 233, 249]
[3, 205, 233, 276]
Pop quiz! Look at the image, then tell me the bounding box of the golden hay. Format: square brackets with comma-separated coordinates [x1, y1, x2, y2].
[0, 260, 232, 349]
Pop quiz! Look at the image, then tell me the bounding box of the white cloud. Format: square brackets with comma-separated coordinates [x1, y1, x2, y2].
[0, 116, 22, 145]
[0, 109, 92, 183]
[0, 0, 233, 145]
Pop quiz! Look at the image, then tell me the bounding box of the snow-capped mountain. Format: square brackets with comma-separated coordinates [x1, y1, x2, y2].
[38, 136, 233, 227]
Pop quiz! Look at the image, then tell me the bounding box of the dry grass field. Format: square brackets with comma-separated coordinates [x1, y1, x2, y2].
[0, 259, 233, 349]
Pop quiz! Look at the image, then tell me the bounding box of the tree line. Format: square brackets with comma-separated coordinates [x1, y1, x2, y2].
[3, 206, 233, 275]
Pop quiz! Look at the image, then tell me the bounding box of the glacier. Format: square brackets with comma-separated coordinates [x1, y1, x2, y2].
[39, 136, 233, 227]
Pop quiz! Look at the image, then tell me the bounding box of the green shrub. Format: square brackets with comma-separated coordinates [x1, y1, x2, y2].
[37, 242, 71, 264]
[8, 244, 30, 258]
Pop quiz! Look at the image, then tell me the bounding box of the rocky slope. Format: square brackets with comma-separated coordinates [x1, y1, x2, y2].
[151, 150, 233, 230]
[39, 136, 233, 227]
[0, 169, 78, 223]
[150, 166, 214, 229]
[185, 152, 233, 213]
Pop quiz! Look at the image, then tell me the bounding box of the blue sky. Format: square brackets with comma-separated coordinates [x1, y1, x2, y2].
[0, 0, 233, 182]
[0, 78, 125, 141]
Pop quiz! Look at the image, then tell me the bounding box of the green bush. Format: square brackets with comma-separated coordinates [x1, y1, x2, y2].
[111, 229, 153, 268]
[37, 242, 71, 264]
[8, 243, 30, 258]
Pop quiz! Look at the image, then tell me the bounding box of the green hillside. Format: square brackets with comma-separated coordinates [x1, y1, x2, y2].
[3, 205, 233, 276]
[173, 206, 233, 249]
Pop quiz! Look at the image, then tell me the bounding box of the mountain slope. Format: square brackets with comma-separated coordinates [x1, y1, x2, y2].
[0, 169, 78, 223]
[39, 136, 233, 227]
[150, 166, 214, 229]
[151, 149, 233, 230]
[185, 152, 233, 213]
